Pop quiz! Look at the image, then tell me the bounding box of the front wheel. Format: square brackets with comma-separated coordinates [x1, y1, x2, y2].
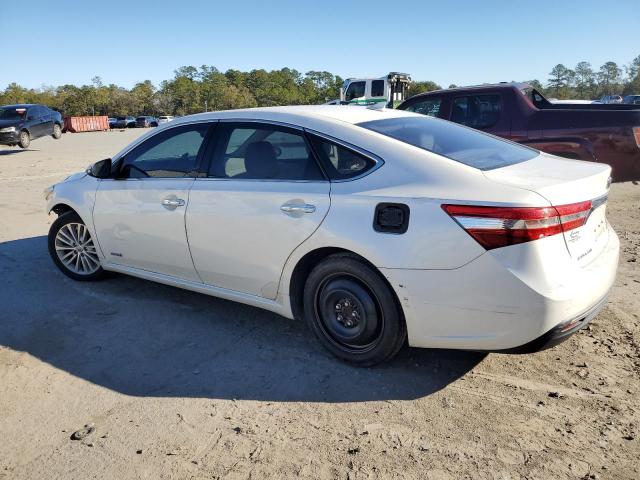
[303, 253, 407, 366]
[52, 124, 62, 139]
[18, 130, 30, 148]
[48, 212, 107, 281]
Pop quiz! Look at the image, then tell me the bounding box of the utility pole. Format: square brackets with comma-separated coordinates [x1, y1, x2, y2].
[204, 100, 208, 112]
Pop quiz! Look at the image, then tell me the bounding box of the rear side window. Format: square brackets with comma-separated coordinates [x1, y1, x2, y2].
[403, 97, 442, 117]
[451, 94, 501, 129]
[345, 81, 366, 101]
[357, 116, 537, 170]
[371, 80, 385, 97]
[308, 134, 377, 180]
[208, 123, 324, 181]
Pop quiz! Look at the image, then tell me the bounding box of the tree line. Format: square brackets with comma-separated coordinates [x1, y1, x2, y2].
[1, 55, 638, 117]
[534, 55, 640, 99]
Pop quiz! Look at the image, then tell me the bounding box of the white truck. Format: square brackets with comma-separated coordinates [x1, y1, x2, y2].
[333, 72, 412, 107]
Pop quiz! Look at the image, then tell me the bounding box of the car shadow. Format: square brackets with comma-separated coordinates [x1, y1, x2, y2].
[0, 149, 37, 155]
[0, 236, 485, 402]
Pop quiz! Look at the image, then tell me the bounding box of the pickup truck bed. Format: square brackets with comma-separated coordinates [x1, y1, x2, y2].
[397, 83, 640, 181]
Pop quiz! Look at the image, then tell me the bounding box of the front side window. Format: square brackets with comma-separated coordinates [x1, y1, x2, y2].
[208, 123, 324, 181]
[345, 81, 366, 101]
[451, 94, 501, 129]
[0, 107, 26, 120]
[404, 97, 442, 117]
[307, 134, 377, 180]
[358, 116, 537, 170]
[120, 123, 210, 178]
[371, 80, 385, 97]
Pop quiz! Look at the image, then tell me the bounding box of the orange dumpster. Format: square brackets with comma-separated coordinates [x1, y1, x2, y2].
[63, 116, 109, 133]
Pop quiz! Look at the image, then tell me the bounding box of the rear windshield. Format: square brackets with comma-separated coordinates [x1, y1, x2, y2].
[357, 116, 538, 170]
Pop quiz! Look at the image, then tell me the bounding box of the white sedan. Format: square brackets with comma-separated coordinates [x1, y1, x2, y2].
[45, 106, 619, 365]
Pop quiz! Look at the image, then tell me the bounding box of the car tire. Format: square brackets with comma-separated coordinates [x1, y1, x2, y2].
[48, 211, 107, 282]
[18, 130, 30, 149]
[52, 124, 62, 139]
[303, 253, 407, 366]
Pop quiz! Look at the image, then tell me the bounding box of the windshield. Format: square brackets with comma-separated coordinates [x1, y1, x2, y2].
[0, 107, 26, 121]
[358, 116, 538, 170]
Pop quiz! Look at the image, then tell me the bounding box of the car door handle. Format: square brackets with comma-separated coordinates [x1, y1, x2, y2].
[280, 203, 316, 214]
[161, 197, 185, 209]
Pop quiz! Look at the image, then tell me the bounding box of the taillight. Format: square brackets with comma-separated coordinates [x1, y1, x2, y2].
[442, 201, 593, 250]
[633, 127, 640, 148]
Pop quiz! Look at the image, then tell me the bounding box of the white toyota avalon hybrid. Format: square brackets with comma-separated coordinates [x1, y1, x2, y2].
[45, 106, 619, 366]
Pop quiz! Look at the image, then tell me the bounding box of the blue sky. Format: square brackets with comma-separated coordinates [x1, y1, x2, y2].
[1, 0, 638, 90]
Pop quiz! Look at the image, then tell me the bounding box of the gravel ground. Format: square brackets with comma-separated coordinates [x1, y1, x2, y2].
[0, 130, 638, 479]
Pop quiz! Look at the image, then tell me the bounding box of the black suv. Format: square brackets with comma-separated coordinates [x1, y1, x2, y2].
[0, 104, 63, 148]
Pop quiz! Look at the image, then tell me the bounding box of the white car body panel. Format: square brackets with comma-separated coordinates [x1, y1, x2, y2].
[46, 106, 620, 352]
[186, 179, 330, 298]
[93, 178, 200, 281]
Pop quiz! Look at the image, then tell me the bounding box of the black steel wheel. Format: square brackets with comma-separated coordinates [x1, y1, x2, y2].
[303, 253, 406, 366]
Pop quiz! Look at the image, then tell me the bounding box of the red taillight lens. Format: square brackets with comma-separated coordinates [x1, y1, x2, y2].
[442, 201, 593, 250]
[633, 127, 640, 148]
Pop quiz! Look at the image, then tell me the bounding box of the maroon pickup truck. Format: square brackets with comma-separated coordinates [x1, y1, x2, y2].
[397, 83, 640, 181]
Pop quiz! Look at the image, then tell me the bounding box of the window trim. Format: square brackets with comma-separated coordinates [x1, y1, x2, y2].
[303, 129, 384, 182]
[451, 93, 502, 129]
[201, 119, 329, 183]
[110, 121, 216, 181]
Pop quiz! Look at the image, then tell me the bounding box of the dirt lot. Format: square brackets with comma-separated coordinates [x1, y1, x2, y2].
[0, 130, 639, 480]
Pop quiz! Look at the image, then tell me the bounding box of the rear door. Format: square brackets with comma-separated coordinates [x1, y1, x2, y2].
[186, 121, 330, 298]
[39, 106, 54, 135]
[93, 122, 213, 281]
[27, 107, 46, 138]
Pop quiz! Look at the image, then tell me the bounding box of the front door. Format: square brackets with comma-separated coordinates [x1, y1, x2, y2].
[186, 121, 330, 298]
[93, 122, 212, 281]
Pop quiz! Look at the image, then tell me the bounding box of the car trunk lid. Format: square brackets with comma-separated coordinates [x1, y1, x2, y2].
[482, 153, 612, 265]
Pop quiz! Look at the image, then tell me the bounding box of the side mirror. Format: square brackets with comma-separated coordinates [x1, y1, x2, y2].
[87, 158, 112, 179]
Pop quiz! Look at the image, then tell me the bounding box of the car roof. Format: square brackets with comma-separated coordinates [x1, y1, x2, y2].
[402, 82, 530, 100]
[173, 105, 420, 127]
[1, 104, 39, 109]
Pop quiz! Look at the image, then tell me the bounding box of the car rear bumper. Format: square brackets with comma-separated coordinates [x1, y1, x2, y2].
[381, 224, 619, 351]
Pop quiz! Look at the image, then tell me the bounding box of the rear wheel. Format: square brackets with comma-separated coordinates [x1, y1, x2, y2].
[52, 123, 62, 139]
[18, 130, 30, 149]
[48, 212, 106, 281]
[303, 253, 407, 366]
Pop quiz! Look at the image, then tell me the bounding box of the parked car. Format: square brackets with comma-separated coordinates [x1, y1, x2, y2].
[157, 115, 174, 124]
[136, 116, 158, 128]
[397, 83, 640, 181]
[108, 118, 117, 129]
[114, 116, 136, 128]
[44, 106, 618, 365]
[623, 95, 640, 105]
[0, 104, 63, 148]
[598, 95, 623, 104]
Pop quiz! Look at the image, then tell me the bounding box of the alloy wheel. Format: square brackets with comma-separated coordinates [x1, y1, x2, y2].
[54, 222, 101, 275]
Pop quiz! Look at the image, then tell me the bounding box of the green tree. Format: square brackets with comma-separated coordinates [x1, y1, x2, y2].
[407, 81, 441, 98]
[597, 61, 622, 95]
[574, 62, 595, 99]
[548, 64, 573, 98]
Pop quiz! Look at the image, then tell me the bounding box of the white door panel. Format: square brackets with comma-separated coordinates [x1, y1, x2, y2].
[187, 179, 330, 298]
[93, 178, 200, 281]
